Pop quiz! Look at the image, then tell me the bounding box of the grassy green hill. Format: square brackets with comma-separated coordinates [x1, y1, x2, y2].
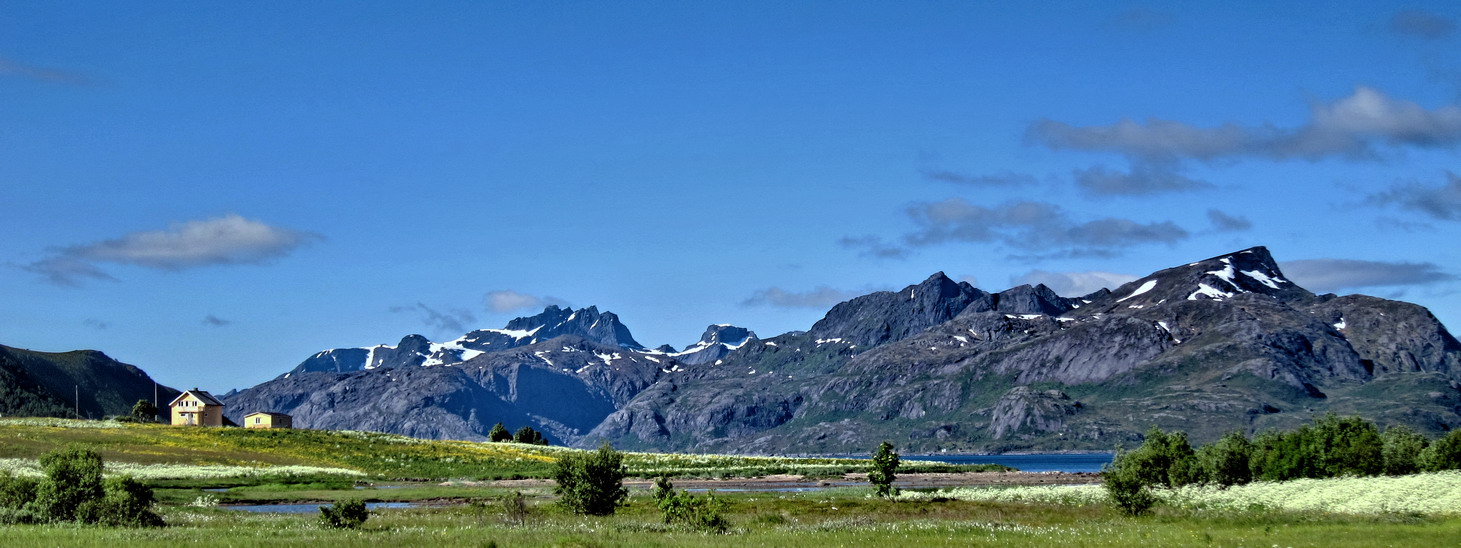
[0, 345, 181, 419]
[0, 418, 999, 482]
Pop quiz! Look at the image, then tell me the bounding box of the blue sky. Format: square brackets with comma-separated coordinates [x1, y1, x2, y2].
[3, 2, 1459, 392]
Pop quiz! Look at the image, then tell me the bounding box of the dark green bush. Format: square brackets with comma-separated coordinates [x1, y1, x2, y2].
[868, 441, 900, 498]
[0, 471, 38, 510]
[319, 499, 369, 529]
[489, 423, 512, 442]
[97, 476, 163, 527]
[651, 475, 674, 502]
[1117, 427, 1200, 488]
[1309, 414, 1383, 477]
[1381, 425, 1429, 476]
[1420, 429, 1461, 472]
[552, 443, 628, 516]
[0, 507, 41, 525]
[1196, 430, 1253, 487]
[658, 489, 728, 533]
[131, 399, 159, 422]
[513, 426, 547, 445]
[1103, 449, 1158, 516]
[33, 446, 105, 522]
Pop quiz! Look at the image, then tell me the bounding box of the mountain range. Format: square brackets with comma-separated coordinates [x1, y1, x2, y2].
[6, 246, 1458, 454]
[219, 246, 1461, 452]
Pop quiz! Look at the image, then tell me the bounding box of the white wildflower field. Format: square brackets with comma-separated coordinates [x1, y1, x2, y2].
[898, 471, 1461, 515]
[0, 457, 363, 480]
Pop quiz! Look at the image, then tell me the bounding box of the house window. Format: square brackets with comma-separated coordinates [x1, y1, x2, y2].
[255, 417, 261, 424]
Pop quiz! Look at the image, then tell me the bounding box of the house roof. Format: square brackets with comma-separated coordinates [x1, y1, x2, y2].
[167, 389, 224, 407]
[243, 412, 291, 418]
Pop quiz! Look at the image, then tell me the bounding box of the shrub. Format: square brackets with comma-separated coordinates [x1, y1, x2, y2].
[500, 490, 529, 526]
[489, 423, 512, 442]
[0, 471, 38, 510]
[32, 446, 105, 522]
[1420, 429, 1461, 472]
[658, 489, 729, 533]
[0, 507, 40, 525]
[1381, 425, 1429, 475]
[1103, 449, 1158, 516]
[1196, 430, 1253, 487]
[130, 400, 158, 423]
[868, 441, 900, 498]
[1119, 427, 1200, 488]
[319, 499, 369, 529]
[97, 475, 163, 527]
[552, 443, 628, 516]
[513, 426, 546, 445]
[652, 475, 674, 502]
[1309, 414, 1383, 477]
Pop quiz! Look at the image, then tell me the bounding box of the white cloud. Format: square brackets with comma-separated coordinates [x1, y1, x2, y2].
[1280, 259, 1455, 293]
[1011, 270, 1138, 297]
[902, 198, 1188, 257]
[484, 290, 568, 313]
[69, 214, 317, 270]
[742, 286, 874, 309]
[1370, 171, 1461, 222]
[1029, 87, 1461, 161]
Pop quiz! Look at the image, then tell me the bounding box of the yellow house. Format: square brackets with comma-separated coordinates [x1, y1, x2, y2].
[168, 389, 224, 426]
[243, 412, 293, 429]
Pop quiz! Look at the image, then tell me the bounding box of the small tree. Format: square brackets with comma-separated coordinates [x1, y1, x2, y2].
[489, 422, 512, 442]
[868, 441, 900, 498]
[1420, 429, 1461, 472]
[1381, 425, 1429, 476]
[1196, 430, 1253, 487]
[658, 489, 729, 533]
[97, 476, 163, 527]
[513, 426, 545, 445]
[1103, 449, 1158, 516]
[500, 490, 529, 526]
[1309, 414, 1383, 477]
[130, 400, 158, 423]
[552, 442, 628, 516]
[651, 475, 674, 502]
[33, 446, 105, 522]
[319, 499, 369, 529]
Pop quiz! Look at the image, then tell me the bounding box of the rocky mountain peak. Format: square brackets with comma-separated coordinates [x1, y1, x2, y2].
[809, 272, 990, 348]
[670, 324, 760, 365]
[1082, 246, 1313, 313]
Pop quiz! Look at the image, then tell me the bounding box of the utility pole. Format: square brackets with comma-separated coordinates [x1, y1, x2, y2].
[74, 385, 79, 419]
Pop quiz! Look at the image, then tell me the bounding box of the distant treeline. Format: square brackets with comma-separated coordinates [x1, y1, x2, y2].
[1103, 414, 1461, 514]
[489, 422, 548, 445]
[1114, 414, 1461, 489]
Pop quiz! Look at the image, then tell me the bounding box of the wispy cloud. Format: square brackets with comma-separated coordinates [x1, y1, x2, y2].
[22, 215, 318, 286]
[20, 257, 117, 287]
[484, 290, 568, 314]
[837, 235, 911, 259]
[83, 318, 110, 330]
[1281, 258, 1456, 293]
[1107, 8, 1176, 31]
[1390, 10, 1456, 40]
[1370, 171, 1461, 222]
[742, 286, 876, 309]
[1072, 161, 1212, 196]
[1207, 209, 1253, 232]
[901, 198, 1188, 258]
[201, 315, 233, 327]
[921, 169, 1039, 187]
[1028, 87, 1461, 162]
[390, 302, 476, 334]
[1011, 270, 1138, 297]
[0, 56, 93, 85]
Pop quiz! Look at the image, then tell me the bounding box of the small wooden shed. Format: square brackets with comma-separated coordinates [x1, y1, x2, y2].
[168, 389, 224, 426]
[243, 412, 293, 429]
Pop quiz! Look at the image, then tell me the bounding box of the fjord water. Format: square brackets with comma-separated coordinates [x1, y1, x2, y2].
[904, 453, 1113, 473]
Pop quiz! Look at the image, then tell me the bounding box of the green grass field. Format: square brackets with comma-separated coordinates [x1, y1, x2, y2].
[3, 418, 1460, 547]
